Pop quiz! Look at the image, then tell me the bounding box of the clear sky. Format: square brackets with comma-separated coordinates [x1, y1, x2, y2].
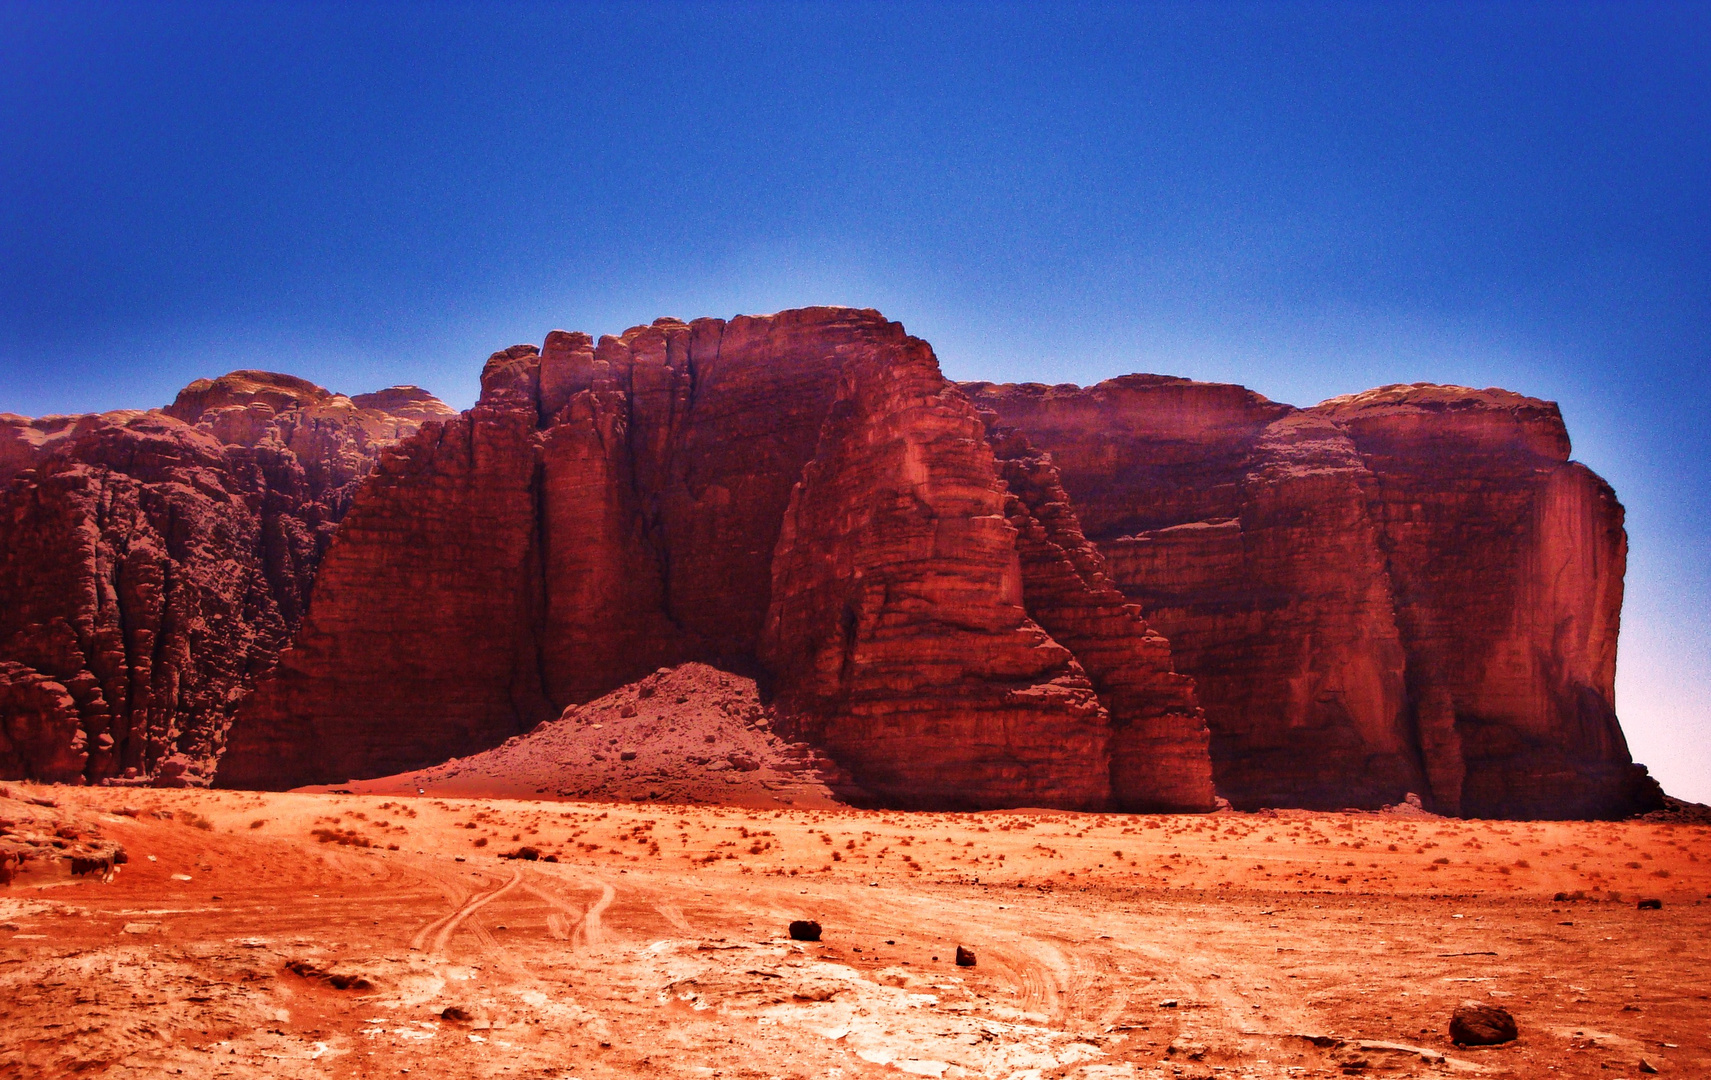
[3, 2, 1707, 802]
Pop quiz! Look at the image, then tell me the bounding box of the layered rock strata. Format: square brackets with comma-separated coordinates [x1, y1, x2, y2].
[1317, 386, 1649, 819]
[984, 429, 1213, 812]
[759, 333, 1114, 809]
[0, 374, 452, 785]
[222, 309, 1213, 811]
[965, 377, 1658, 818]
[4, 309, 1655, 818]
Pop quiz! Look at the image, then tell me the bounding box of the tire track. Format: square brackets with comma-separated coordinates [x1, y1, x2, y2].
[431, 866, 523, 954]
[409, 867, 522, 953]
[580, 879, 616, 946]
[519, 866, 616, 947]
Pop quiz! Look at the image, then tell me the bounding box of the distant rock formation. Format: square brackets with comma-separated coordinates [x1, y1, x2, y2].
[0, 374, 452, 785]
[0, 309, 1660, 817]
[964, 376, 1659, 818]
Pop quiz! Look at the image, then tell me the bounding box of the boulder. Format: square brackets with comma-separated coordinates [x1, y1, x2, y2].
[788, 919, 822, 942]
[1449, 1001, 1518, 1046]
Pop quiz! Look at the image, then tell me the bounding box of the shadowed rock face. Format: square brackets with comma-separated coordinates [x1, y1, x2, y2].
[985, 429, 1213, 813]
[760, 331, 1118, 810]
[0, 374, 453, 785]
[1317, 386, 1648, 819]
[965, 376, 1660, 819]
[220, 309, 1214, 810]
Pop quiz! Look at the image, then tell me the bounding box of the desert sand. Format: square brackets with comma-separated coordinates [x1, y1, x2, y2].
[3, 782, 1708, 1079]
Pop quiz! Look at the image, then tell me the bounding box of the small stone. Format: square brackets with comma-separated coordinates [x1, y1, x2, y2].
[1167, 1037, 1207, 1060]
[1637, 897, 1663, 910]
[788, 919, 822, 942]
[1449, 1001, 1517, 1046]
[441, 1006, 471, 1022]
[1640, 1058, 1660, 1074]
[955, 945, 976, 967]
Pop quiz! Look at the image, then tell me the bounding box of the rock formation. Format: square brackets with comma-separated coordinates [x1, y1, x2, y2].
[759, 330, 1117, 810]
[1318, 386, 1647, 819]
[965, 376, 1659, 818]
[985, 429, 1212, 812]
[222, 309, 1212, 811]
[1, 309, 1658, 818]
[0, 374, 452, 785]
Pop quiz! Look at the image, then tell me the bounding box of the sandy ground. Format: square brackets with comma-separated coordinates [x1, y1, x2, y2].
[2, 784, 1708, 1080]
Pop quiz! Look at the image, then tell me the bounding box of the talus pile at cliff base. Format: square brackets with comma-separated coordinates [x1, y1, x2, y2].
[0, 308, 1663, 818]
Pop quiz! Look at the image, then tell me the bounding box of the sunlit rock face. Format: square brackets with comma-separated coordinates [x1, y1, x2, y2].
[1317, 386, 1651, 819]
[966, 376, 1659, 819]
[0, 373, 452, 786]
[220, 309, 1214, 811]
[1, 310, 1656, 818]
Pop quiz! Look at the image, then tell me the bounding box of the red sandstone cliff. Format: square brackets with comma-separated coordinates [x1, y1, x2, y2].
[1316, 385, 1650, 818]
[984, 429, 1213, 812]
[0, 374, 452, 785]
[220, 309, 1213, 811]
[759, 332, 1114, 809]
[965, 376, 1659, 819]
[1, 311, 1657, 818]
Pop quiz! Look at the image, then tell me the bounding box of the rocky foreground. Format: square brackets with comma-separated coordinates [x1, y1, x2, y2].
[0, 307, 1662, 818]
[1, 783, 1707, 1078]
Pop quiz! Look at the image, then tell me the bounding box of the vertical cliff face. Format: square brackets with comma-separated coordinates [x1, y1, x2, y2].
[984, 428, 1213, 811]
[223, 310, 875, 784]
[1315, 386, 1651, 819]
[760, 335, 1114, 809]
[6, 310, 1650, 817]
[966, 376, 1658, 818]
[0, 374, 452, 785]
[963, 378, 1420, 810]
[221, 309, 1215, 810]
[217, 406, 551, 788]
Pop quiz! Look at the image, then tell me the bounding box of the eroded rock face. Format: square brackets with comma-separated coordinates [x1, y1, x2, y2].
[987, 432, 1214, 813]
[966, 377, 1659, 818]
[222, 309, 1212, 810]
[0, 374, 452, 785]
[760, 332, 1114, 810]
[1317, 386, 1653, 819]
[5, 310, 1653, 818]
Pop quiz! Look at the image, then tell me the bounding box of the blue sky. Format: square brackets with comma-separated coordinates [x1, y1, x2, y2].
[3, 2, 1707, 801]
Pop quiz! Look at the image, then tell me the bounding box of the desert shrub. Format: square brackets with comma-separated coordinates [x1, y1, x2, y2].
[310, 827, 370, 847]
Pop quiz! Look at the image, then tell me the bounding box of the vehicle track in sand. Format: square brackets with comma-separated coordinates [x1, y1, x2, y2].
[15, 786, 1707, 1080]
[411, 866, 523, 953]
[519, 867, 615, 948]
